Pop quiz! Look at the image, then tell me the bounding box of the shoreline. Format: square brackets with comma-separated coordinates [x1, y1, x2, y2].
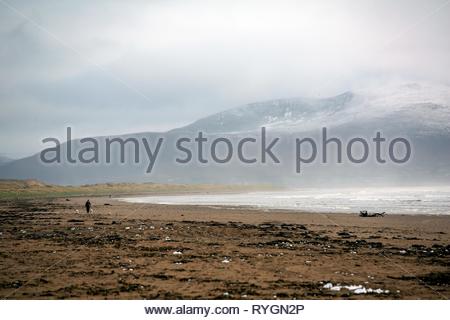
[114, 185, 450, 216]
[116, 198, 450, 217]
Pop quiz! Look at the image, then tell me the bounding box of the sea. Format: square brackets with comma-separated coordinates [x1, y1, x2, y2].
[119, 186, 450, 215]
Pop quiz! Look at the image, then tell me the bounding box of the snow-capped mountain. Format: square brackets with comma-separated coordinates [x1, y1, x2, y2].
[176, 82, 450, 135]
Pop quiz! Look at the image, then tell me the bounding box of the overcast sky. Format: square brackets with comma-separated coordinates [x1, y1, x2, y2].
[1, 0, 450, 158]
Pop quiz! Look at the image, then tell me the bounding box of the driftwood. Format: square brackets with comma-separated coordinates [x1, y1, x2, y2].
[359, 210, 385, 217]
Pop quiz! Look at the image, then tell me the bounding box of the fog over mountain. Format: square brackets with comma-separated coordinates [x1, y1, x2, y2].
[0, 82, 449, 186]
[0, 156, 13, 165]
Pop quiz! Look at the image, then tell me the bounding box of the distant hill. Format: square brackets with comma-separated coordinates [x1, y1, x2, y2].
[0, 179, 270, 200]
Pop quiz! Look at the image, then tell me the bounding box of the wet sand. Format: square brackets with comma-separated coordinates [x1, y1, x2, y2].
[0, 197, 449, 299]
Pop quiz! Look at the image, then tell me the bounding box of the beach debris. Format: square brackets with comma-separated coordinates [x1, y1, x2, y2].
[322, 282, 389, 294]
[323, 283, 339, 291]
[173, 250, 183, 255]
[354, 287, 367, 294]
[330, 286, 341, 291]
[334, 271, 356, 277]
[125, 226, 131, 230]
[359, 210, 385, 217]
[371, 288, 389, 294]
[337, 231, 354, 238]
[222, 258, 231, 263]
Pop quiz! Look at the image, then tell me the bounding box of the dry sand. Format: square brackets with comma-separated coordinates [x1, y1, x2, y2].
[0, 196, 449, 299]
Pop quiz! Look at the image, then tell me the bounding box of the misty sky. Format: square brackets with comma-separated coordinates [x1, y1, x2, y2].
[1, 0, 450, 158]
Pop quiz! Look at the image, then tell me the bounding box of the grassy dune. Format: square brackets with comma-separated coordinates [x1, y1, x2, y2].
[0, 179, 272, 200]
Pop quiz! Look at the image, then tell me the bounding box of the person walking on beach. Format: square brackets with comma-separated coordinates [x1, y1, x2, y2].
[85, 199, 92, 214]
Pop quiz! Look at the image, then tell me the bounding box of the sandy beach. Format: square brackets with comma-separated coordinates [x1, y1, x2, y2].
[0, 196, 449, 299]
